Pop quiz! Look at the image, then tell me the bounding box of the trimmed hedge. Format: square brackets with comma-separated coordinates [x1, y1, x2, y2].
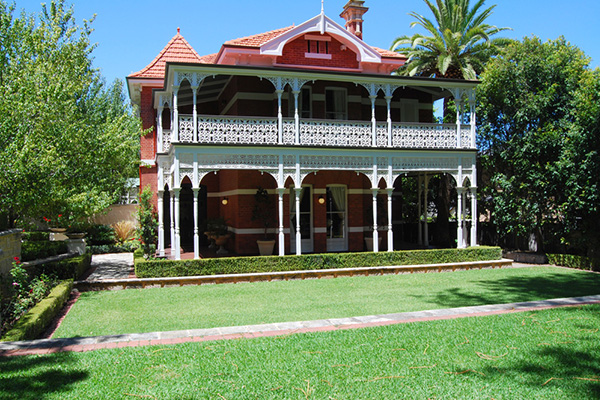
[21, 241, 69, 261]
[32, 253, 92, 280]
[1, 280, 73, 342]
[136, 246, 502, 278]
[90, 243, 139, 254]
[547, 253, 600, 272]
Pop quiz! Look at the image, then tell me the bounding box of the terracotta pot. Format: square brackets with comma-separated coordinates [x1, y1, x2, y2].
[257, 240, 276, 256]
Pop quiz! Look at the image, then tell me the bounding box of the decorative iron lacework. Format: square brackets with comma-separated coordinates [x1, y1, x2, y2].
[299, 120, 371, 147]
[282, 119, 295, 144]
[197, 154, 279, 169]
[197, 116, 278, 145]
[180, 168, 194, 184]
[300, 155, 373, 170]
[163, 130, 172, 152]
[392, 156, 459, 171]
[461, 127, 472, 149]
[376, 124, 387, 147]
[179, 153, 193, 168]
[391, 123, 457, 149]
[178, 116, 194, 142]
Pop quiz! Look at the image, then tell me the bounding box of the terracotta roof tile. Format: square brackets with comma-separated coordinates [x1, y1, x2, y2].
[198, 53, 218, 64]
[129, 31, 203, 79]
[224, 26, 295, 48]
[373, 47, 405, 59]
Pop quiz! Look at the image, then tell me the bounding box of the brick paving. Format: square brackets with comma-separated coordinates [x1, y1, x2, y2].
[1, 294, 599, 357]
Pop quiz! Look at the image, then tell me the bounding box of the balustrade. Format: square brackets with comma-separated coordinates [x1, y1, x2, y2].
[163, 115, 475, 151]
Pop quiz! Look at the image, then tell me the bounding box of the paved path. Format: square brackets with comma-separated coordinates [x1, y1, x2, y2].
[85, 253, 134, 280]
[1, 294, 599, 357]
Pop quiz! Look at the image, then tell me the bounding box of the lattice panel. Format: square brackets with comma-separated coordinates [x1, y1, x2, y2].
[163, 130, 172, 152]
[178, 116, 194, 142]
[282, 119, 295, 145]
[461, 128, 473, 149]
[376, 124, 388, 147]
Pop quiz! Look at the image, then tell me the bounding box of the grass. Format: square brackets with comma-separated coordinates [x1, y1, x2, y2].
[53, 266, 600, 338]
[1, 304, 599, 399]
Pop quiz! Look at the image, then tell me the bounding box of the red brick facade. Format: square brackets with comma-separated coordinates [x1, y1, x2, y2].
[277, 34, 360, 69]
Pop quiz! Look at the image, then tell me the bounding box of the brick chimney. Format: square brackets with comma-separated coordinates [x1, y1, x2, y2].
[340, 0, 368, 39]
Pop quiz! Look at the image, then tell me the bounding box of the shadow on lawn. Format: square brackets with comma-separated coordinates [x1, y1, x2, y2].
[0, 352, 87, 400]
[457, 306, 600, 398]
[415, 271, 600, 309]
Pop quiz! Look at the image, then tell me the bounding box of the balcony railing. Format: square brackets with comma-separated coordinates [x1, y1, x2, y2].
[159, 115, 475, 152]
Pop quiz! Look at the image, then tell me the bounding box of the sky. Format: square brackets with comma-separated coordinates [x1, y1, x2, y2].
[13, 0, 600, 86]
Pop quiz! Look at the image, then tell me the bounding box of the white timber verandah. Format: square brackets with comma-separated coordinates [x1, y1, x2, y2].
[153, 65, 479, 260]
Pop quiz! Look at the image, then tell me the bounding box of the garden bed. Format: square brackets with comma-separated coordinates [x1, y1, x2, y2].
[135, 246, 502, 278]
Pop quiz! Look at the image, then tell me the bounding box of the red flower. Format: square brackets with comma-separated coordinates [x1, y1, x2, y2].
[58, 214, 62, 218]
[13, 257, 20, 264]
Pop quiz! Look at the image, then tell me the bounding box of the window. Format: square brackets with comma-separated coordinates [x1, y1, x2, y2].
[305, 34, 332, 60]
[325, 88, 347, 120]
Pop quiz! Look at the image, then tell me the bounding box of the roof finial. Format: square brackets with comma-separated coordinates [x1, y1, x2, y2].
[177, 27, 180, 34]
[321, 0, 324, 14]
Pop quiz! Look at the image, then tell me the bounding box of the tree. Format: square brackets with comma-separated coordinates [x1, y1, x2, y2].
[391, 0, 511, 80]
[0, 0, 140, 227]
[477, 37, 598, 254]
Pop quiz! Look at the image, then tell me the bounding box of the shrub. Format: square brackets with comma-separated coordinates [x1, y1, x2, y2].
[21, 231, 49, 241]
[21, 241, 69, 261]
[137, 186, 157, 258]
[1, 280, 73, 342]
[136, 246, 502, 278]
[547, 253, 600, 272]
[90, 241, 140, 255]
[85, 224, 116, 245]
[113, 220, 136, 243]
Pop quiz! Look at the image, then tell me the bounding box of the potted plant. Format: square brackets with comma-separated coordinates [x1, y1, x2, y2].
[205, 217, 230, 254]
[252, 187, 276, 256]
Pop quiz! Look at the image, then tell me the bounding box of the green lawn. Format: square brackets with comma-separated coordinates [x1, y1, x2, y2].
[53, 266, 600, 338]
[2, 304, 599, 399]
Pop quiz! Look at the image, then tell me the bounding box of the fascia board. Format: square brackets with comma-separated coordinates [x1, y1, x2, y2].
[260, 14, 381, 63]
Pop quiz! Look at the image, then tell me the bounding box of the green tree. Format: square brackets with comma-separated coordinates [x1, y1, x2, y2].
[0, 0, 140, 227]
[477, 37, 598, 254]
[137, 186, 157, 258]
[391, 0, 511, 79]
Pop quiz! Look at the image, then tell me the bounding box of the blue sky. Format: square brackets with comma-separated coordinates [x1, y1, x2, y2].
[15, 0, 600, 85]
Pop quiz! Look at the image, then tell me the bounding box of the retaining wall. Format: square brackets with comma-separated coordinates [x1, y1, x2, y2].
[0, 229, 22, 276]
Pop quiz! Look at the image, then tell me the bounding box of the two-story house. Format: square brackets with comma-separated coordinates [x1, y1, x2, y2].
[127, 1, 478, 260]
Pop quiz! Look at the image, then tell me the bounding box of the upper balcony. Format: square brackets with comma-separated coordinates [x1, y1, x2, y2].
[159, 115, 474, 153]
[151, 65, 479, 155]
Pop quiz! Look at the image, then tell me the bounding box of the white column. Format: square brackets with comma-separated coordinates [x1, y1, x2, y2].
[293, 90, 300, 145]
[295, 188, 302, 255]
[157, 190, 165, 257]
[457, 187, 464, 248]
[157, 106, 163, 153]
[276, 89, 283, 144]
[192, 86, 198, 142]
[170, 192, 175, 256]
[386, 188, 393, 252]
[456, 98, 462, 148]
[469, 95, 476, 148]
[385, 96, 392, 147]
[277, 188, 285, 256]
[462, 188, 468, 248]
[370, 95, 377, 147]
[417, 175, 423, 246]
[470, 186, 478, 246]
[424, 175, 429, 247]
[173, 87, 179, 142]
[193, 188, 199, 259]
[174, 188, 181, 260]
[372, 188, 379, 252]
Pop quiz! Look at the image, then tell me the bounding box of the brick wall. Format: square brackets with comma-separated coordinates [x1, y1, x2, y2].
[0, 229, 22, 276]
[140, 87, 156, 160]
[277, 34, 359, 69]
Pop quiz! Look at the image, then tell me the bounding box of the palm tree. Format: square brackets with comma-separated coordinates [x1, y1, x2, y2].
[391, 0, 511, 80]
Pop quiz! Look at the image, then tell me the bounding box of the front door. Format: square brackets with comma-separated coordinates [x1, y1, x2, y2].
[290, 185, 314, 253]
[326, 185, 348, 252]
